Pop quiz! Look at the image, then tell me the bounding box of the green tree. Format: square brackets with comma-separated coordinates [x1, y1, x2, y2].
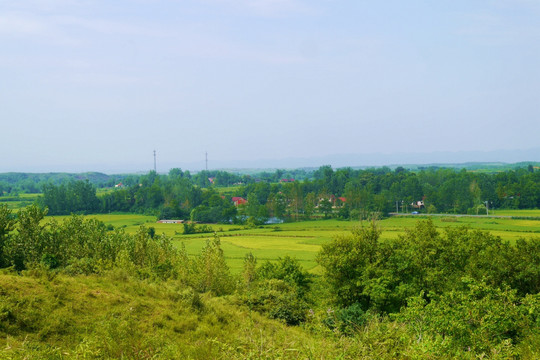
[283, 181, 303, 221]
[268, 191, 287, 219]
[317, 222, 381, 309]
[303, 192, 316, 219]
[40, 180, 99, 215]
[243, 279, 309, 325]
[193, 235, 234, 295]
[0, 204, 15, 268]
[4, 205, 48, 270]
[318, 198, 333, 219]
[258, 256, 312, 298]
[242, 252, 258, 286]
[244, 256, 312, 326]
[244, 193, 268, 225]
[398, 279, 538, 354]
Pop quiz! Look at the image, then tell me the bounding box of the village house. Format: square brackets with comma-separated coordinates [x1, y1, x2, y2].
[231, 196, 247, 206]
[157, 219, 184, 224]
[316, 195, 346, 208]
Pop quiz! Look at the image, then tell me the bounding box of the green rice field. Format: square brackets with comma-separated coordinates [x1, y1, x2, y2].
[43, 212, 540, 274]
[0, 193, 39, 210]
[488, 209, 540, 217]
[3, 197, 537, 274]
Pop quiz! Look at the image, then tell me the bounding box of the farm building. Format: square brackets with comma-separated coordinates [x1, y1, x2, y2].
[318, 195, 346, 207]
[157, 219, 184, 224]
[231, 197, 247, 206]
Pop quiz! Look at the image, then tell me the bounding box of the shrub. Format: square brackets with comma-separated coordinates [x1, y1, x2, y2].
[257, 256, 312, 298]
[336, 303, 368, 335]
[183, 222, 213, 235]
[191, 235, 234, 295]
[243, 279, 308, 325]
[396, 278, 539, 355]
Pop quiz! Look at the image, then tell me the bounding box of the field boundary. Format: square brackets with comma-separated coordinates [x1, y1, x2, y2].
[389, 213, 513, 219]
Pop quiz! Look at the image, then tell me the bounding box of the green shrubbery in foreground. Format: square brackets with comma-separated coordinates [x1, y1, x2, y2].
[1, 204, 539, 359]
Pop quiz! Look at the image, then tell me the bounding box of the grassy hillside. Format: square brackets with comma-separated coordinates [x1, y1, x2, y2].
[2, 270, 539, 359]
[0, 271, 419, 360]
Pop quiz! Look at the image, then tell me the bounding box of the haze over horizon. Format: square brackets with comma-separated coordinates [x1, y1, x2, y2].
[0, 147, 537, 174]
[1, 1, 539, 173]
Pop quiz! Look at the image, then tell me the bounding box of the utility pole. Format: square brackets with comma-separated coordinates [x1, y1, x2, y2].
[484, 200, 489, 215]
[153, 150, 156, 172]
[205, 151, 208, 171]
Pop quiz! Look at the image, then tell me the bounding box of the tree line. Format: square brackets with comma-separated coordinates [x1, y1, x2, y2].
[35, 165, 539, 221]
[0, 168, 311, 196]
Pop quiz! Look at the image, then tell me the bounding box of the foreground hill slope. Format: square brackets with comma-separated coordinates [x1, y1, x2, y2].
[0, 271, 309, 359]
[2, 270, 539, 359]
[0, 271, 419, 360]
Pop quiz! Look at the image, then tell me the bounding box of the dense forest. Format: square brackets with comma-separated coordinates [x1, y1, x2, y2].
[0, 204, 538, 358]
[16, 164, 540, 221]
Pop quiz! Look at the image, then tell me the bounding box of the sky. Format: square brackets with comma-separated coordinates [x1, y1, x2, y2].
[1, 0, 539, 173]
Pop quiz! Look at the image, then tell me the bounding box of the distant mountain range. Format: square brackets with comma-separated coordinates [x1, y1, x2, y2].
[161, 147, 540, 173]
[2, 148, 538, 174]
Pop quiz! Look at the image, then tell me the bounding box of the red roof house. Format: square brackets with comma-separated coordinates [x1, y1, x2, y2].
[231, 197, 247, 206]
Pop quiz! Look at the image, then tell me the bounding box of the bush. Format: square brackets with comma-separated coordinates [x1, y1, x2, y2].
[397, 279, 539, 355]
[318, 219, 540, 314]
[243, 279, 308, 325]
[336, 303, 368, 335]
[191, 235, 234, 295]
[257, 256, 312, 298]
[183, 222, 214, 235]
[40, 253, 59, 270]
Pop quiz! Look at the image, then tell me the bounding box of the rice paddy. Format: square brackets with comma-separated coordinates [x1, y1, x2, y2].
[3, 193, 537, 274]
[39, 212, 540, 274]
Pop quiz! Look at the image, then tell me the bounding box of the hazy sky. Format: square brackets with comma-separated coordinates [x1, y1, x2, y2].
[1, 0, 539, 172]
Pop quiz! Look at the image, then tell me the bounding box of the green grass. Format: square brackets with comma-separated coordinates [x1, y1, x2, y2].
[16, 193, 41, 200]
[50, 213, 156, 228]
[214, 185, 243, 196]
[96, 188, 115, 196]
[2, 270, 536, 359]
[45, 212, 540, 275]
[181, 215, 540, 273]
[489, 209, 540, 217]
[178, 234, 322, 273]
[0, 271, 357, 359]
[2, 200, 34, 210]
[0, 193, 40, 211]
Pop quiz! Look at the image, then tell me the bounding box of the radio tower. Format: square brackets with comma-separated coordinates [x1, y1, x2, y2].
[153, 150, 156, 172]
[205, 151, 208, 171]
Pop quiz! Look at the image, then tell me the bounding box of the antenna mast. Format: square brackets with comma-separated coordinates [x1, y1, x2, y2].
[205, 151, 208, 171]
[153, 150, 156, 172]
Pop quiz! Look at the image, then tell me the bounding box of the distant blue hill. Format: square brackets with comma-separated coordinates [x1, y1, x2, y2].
[3, 148, 538, 174]
[162, 147, 540, 172]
